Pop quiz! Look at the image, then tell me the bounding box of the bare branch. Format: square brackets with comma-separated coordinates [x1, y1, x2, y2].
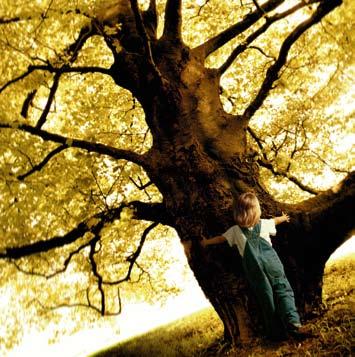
[243, 0, 342, 120]
[193, 0, 285, 57]
[162, 0, 182, 40]
[103, 222, 158, 285]
[299, 147, 350, 174]
[0, 214, 102, 259]
[247, 46, 276, 60]
[258, 157, 319, 195]
[17, 144, 67, 180]
[0, 123, 148, 169]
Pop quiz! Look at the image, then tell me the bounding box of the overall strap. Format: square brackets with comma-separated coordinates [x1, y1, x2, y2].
[240, 221, 261, 239]
[252, 221, 261, 239]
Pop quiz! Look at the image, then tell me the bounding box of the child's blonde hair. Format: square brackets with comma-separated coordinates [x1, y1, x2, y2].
[233, 192, 261, 228]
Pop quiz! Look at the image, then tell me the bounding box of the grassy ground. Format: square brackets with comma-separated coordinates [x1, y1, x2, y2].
[90, 256, 354, 357]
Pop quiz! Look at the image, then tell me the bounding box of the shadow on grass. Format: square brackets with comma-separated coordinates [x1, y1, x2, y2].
[90, 256, 354, 357]
[89, 307, 223, 357]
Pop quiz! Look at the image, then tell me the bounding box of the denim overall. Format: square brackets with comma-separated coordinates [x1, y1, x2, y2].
[241, 222, 300, 339]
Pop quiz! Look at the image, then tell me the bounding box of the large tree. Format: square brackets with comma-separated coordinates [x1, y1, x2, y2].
[0, 0, 354, 347]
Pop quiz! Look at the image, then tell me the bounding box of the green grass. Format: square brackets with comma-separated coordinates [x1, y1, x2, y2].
[90, 256, 354, 357]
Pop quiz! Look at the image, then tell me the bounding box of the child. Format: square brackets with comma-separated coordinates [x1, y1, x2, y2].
[201, 192, 307, 340]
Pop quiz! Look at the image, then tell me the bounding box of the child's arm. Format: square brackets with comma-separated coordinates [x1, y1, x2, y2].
[274, 212, 290, 225]
[200, 235, 226, 247]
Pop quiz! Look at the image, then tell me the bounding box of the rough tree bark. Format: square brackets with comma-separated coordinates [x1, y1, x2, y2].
[1, 0, 353, 347]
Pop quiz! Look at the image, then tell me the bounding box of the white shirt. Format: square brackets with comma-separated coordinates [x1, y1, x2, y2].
[222, 219, 277, 257]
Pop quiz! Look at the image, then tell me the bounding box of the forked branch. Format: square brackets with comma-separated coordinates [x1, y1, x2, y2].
[103, 222, 158, 285]
[218, 1, 312, 75]
[194, 0, 285, 57]
[248, 127, 318, 194]
[243, 0, 342, 120]
[258, 157, 319, 195]
[0, 201, 167, 260]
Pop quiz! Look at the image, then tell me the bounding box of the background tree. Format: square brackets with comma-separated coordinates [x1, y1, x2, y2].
[0, 0, 354, 347]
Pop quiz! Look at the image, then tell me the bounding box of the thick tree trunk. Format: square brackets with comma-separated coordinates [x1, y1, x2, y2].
[113, 40, 354, 344]
[102, 10, 355, 344]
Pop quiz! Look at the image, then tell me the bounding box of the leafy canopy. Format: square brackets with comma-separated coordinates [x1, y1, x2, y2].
[0, 0, 354, 352]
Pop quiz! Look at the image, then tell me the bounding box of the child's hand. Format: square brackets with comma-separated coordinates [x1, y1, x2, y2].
[282, 212, 290, 222]
[200, 235, 208, 248]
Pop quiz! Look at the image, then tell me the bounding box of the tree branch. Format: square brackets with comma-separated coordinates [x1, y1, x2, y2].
[0, 122, 148, 169]
[0, 201, 168, 260]
[88, 229, 106, 315]
[103, 222, 158, 285]
[147, 0, 158, 33]
[290, 171, 355, 262]
[36, 71, 61, 128]
[217, 1, 308, 75]
[0, 65, 111, 94]
[162, 0, 182, 40]
[243, 0, 342, 120]
[10, 240, 91, 278]
[0, 66, 37, 94]
[21, 90, 37, 118]
[258, 157, 319, 195]
[247, 127, 268, 161]
[129, 0, 161, 79]
[0, 8, 90, 25]
[193, 0, 285, 57]
[252, 0, 268, 17]
[248, 124, 319, 195]
[17, 144, 67, 180]
[31, 286, 121, 316]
